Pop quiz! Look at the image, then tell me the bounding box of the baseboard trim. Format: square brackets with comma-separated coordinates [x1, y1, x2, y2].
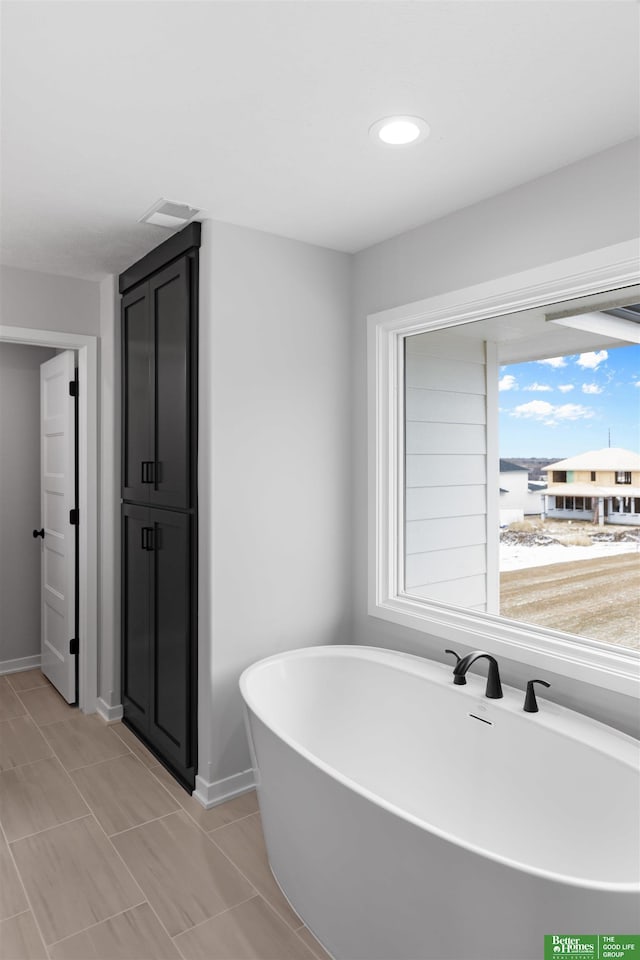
[96, 697, 124, 724]
[0, 655, 41, 676]
[193, 769, 256, 809]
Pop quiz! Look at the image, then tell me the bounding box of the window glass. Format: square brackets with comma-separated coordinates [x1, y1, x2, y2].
[403, 312, 640, 651]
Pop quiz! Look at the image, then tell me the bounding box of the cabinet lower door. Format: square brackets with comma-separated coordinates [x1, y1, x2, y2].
[122, 505, 151, 731]
[122, 504, 195, 788]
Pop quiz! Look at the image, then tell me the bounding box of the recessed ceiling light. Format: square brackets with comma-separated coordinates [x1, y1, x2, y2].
[138, 198, 201, 229]
[369, 116, 430, 146]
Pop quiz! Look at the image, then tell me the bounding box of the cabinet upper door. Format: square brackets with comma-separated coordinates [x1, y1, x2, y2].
[149, 257, 192, 510]
[122, 284, 152, 503]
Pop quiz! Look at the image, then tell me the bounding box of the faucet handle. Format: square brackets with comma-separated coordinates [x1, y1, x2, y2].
[444, 649, 466, 684]
[524, 679, 550, 713]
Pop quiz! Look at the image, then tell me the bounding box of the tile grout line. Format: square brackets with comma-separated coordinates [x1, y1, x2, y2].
[83, 795, 188, 958]
[206, 809, 259, 835]
[205, 817, 303, 931]
[0, 804, 53, 960]
[0, 908, 32, 924]
[45, 900, 148, 950]
[4, 698, 287, 957]
[170, 891, 260, 945]
[7, 813, 93, 846]
[16, 700, 159, 950]
[106, 808, 183, 840]
[292, 924, 330, 960]
[256, 895, 320, 956]
[56, 747, 136, 774]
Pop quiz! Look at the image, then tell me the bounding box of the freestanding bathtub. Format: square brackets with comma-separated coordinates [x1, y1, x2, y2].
[240, 646, 640, 960]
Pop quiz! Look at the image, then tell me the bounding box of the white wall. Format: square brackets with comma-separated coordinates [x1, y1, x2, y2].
[197, 220, 352, 794]
[0, 266, 100, 336]
[353, 138, 640, 738]
[0, 266, 120, 712]
[0, 343, 56, 669]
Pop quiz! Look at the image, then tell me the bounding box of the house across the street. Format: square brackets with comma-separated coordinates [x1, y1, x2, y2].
[543, 447, 640, 526]
[499, 460, 546, 525]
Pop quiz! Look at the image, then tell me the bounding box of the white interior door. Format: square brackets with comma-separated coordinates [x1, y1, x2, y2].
[40, 351, 76, 702]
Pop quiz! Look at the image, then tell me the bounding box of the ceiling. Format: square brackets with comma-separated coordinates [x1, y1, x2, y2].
[1, 1, 639, 280]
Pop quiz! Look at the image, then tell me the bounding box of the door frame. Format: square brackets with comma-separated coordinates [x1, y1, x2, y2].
[0, 325, 98, 713]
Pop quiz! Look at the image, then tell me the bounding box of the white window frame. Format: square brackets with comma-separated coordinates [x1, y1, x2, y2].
[368, 239, 640, 698]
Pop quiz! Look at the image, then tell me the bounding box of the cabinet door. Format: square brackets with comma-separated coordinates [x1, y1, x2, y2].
[122, 284, 152, 503]
[148, 508, 193, 778]
[149, 258, 191, 509]
[121, 504, 151, 733]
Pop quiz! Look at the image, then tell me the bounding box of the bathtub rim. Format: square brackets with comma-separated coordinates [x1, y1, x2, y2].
[240, 644, 640, 894]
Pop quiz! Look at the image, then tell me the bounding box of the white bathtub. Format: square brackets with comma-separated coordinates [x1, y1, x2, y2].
[240, 646, 640, 960]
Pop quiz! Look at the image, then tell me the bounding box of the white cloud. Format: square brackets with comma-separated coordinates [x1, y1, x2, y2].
[635, 381, 640, 388]
[554, 403, 595, 421]
[577, 350, 607, 370]
[582, 383, 603, 395]
[558, 384, 574, 393]
[510, 400, 594, 425]
[524, 382, 552, 392]
[498, 374, 517, 392]
[511, 400, 554, 418]
[537, 357, 567, 368]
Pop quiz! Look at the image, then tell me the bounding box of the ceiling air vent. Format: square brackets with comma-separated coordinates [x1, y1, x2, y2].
[138, 199, 200, 230]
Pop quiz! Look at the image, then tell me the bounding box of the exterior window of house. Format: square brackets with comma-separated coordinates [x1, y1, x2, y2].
[623, 498, 632, 514]
[615, 471, 632, 484]
[584, 497, 592, 510]
[590, 471, 596, 481]
[565, 496, 574, 511]
[555, 496, 564, 509]
[575, 497, 584, 510]
[553, 471, 567, 483]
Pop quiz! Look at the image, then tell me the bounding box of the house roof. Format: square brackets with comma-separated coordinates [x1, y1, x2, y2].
[499, 459, 529, 473]
[544, 447, 640, 472]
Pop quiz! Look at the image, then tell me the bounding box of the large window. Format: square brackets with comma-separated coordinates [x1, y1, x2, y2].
[369, 242, 640, 698]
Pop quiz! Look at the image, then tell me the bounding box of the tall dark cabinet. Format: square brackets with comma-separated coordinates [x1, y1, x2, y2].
[119, 223, 199, 790]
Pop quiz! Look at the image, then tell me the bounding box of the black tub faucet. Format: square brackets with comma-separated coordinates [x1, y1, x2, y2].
[523, 679, 550, 713]
[453, 651, 503, 699]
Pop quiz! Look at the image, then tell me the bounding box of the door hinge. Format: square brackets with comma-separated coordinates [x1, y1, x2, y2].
[69, 638, 79, 655]
[69, 508, 79, 525]
[69, 379, 78, 397]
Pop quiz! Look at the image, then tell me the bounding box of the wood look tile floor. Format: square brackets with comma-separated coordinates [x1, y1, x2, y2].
[0, 672, 331, 960]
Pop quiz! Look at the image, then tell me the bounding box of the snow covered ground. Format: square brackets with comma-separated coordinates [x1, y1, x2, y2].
[500, 539, 640, 572]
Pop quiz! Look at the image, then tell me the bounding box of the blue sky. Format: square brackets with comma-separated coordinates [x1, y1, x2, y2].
[499, 343, 640, 458]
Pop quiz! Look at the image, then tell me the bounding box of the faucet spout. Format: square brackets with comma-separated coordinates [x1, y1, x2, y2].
[452, 650, 503, 699]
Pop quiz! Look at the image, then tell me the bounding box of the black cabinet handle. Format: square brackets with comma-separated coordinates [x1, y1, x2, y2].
[141, 461, 156, 484]
[32, 528, 45, 539]
[141, 526, 155, 551]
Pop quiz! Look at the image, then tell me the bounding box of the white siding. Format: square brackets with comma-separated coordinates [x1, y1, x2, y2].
[406, 545, 487, 589]
[406, 515, 487, 555]
[406, 388, 486, 424]
[409, 575, 486, 608]
[406, 485, 486, 521]
[406, 454, 486, 487]
[404, 333, 488, 609]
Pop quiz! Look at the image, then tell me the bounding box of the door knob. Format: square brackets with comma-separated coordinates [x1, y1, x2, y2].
[32, 528, 45, 539]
